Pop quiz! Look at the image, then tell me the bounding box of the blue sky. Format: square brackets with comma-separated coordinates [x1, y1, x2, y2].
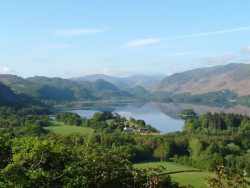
[0, 0, 250, 78]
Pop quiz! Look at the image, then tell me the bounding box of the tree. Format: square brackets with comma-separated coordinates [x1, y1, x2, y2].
[180, 109, 197, 120]
[0, 137, 182, 187]
[56, 112, 81, 126]
[0, 133, 13, 169]
[207, 165, 250, 188]
[188, 138, 203, 158]
[153, 142, 173, 161]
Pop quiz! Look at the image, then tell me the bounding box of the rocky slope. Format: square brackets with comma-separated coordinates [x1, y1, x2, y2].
[157, 63, 250, 96]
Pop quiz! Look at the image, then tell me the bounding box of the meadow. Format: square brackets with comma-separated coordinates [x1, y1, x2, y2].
[134, 162, 215, 188]
[45, 121, 95, 135]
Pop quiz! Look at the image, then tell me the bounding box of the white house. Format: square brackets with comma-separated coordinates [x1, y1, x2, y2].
[123, 126, 134, 132]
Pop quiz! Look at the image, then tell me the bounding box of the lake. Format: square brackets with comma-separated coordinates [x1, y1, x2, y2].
[60, 101, 250, 133]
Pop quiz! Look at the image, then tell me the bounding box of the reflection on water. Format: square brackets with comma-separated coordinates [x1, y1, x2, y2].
[61, 101, 250, 133]
[156, 102, 250, 119]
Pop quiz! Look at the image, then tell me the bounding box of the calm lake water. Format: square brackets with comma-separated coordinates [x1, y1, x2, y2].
[61, 102, 250, 133]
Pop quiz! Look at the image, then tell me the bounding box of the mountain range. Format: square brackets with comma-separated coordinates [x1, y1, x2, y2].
[0, 75, 132, 103]
[71, 74, 164, 89]
[1, 63, 250, 107]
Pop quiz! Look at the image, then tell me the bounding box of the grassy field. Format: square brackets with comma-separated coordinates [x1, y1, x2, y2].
[134, 162, 215, 188]
[45, 121, 95, 135]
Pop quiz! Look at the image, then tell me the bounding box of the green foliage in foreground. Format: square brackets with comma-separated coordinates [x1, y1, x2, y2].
[0, 135, 181, 188]
[45, 121, 95, 135]
[1, 106, 250, 187]
[207, 164, 250, 188]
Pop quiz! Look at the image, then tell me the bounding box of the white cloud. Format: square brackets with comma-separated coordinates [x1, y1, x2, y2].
[63, 67, 148, 78]
[78, 68, 120, 76]
[101, 68, 117, 76]
[193, 26, 250, 36]
[0, 66, 14, 74]
[56, 28, 106, 37]
[241, 46, 250, 54]
[122, 38, 161, 48]
[165, 26, 250, 41]
[122, 26, 250, 49]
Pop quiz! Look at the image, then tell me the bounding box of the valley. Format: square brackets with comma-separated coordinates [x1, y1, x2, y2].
[1, 1, 250, 186]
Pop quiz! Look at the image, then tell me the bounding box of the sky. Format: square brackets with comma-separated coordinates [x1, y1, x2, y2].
[0, 0, 250, 78]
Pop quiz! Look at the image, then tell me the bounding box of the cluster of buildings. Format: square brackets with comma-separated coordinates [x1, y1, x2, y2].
[123, 126, 147, 133]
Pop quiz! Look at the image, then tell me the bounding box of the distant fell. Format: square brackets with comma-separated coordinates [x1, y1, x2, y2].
[71, 74, 165, 89]
[0, 82, 22, 106]
[0, 74, 131, 102]
[157, 63, 250, 96]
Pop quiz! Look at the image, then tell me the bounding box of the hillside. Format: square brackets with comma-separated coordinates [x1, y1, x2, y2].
[0, 75, 132, 102]
[126, 85, 150, 98]
[71, 74, 127, 88]
[71, 74, 164, 89]
[0, 82, 27, 107]
[27, 76, 92, 101]
[157, 63, 250, 96]
[0, 74, 40, 97]
[89, 79, 132, 99]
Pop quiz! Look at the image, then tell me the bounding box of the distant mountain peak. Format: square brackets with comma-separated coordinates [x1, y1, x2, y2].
[71, 74, 165, 89]
[91, 79, 119, 91]
[157, 63, 250, 96]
